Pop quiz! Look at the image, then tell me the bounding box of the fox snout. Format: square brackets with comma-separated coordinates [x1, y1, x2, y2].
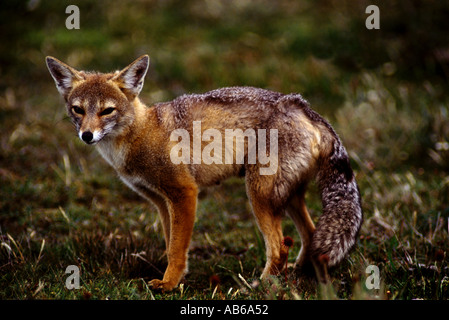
[77, 128, 106, 145]
[80, 131, 94, 144]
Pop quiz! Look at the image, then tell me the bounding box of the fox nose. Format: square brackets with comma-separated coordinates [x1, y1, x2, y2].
[81, 131, 94, 143]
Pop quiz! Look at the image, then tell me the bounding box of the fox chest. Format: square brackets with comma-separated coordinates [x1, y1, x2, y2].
[95, 140, 165, 199]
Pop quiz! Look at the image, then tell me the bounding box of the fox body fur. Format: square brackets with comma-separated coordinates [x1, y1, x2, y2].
[46, 55, 362, 292]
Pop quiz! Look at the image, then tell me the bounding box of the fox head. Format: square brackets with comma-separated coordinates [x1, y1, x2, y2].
[46, 55, 149, 144]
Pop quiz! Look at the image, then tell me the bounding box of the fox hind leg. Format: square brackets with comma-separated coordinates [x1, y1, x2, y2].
[287, 187, 316, 267]
[254, 202, 285, 278]
[246, 183, 286, 278]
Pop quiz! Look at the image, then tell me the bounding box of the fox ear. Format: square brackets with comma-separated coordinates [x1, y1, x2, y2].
[113, 55, 149, 100]
[46, 56, 83, 99]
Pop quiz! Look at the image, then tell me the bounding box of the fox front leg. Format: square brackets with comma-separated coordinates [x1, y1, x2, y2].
[149, 185, 198, 292]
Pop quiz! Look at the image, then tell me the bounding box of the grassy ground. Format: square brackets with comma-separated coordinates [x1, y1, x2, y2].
[1, 0, 448, 300]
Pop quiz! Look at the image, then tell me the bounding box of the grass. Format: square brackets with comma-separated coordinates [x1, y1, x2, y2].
[1, 0, 448, 300]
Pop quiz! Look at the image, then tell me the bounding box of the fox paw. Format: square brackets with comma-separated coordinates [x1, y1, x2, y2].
[148, 279, 176, 292]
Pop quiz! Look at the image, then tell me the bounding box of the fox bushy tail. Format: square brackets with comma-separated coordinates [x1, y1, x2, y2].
[311, 139, 363, 267]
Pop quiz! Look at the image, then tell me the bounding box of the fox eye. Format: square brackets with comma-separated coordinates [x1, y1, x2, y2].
[100, 107, 115, 116]
[72, 106, 85, 115]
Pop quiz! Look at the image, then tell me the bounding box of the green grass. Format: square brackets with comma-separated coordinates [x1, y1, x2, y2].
[1, 0, 448, 300]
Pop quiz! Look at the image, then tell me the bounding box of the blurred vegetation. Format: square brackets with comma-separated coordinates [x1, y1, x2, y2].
[0, 0, 448, 300]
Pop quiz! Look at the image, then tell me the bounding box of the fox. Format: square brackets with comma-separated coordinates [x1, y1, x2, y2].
[46, 55, 362, 292]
